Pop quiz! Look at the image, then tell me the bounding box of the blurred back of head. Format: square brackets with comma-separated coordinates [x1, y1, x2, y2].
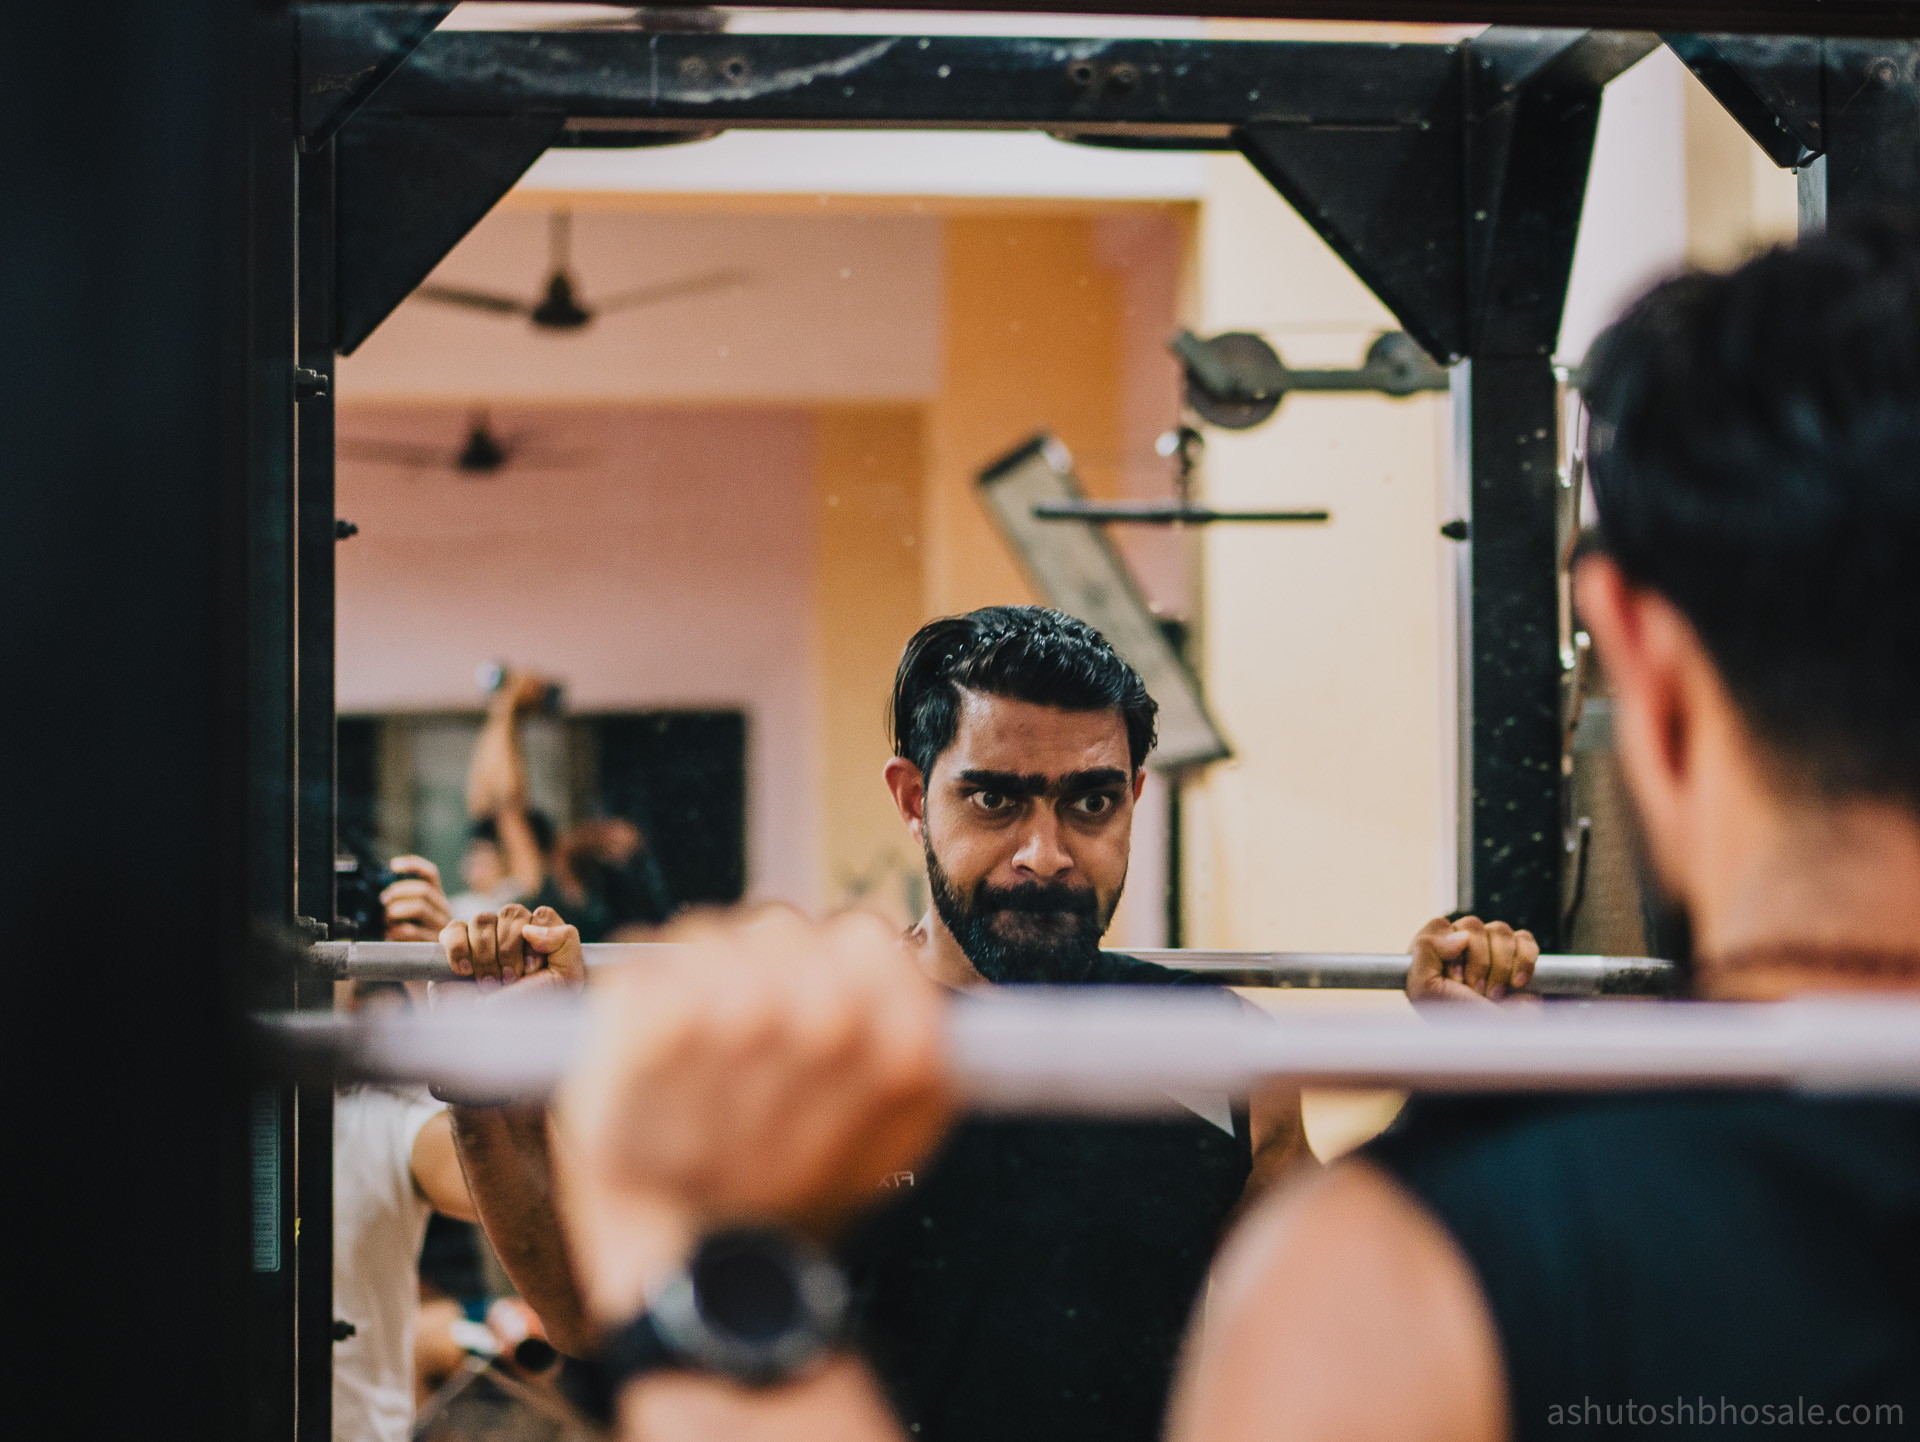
[470, 809, 557, 855]
[1584, 214, 1920, 813]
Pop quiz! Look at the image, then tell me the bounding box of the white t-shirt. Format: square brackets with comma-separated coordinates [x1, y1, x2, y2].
[448, 883, 532, 923]
[333, 1086, 447, 1442]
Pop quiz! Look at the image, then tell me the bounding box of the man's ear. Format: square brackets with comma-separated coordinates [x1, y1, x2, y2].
[1575, 553, 1670, 785]
[1572, 555, 1635, 685]
[1133, 768, 1148, 802]
[1574, 553, 1711, 900]
[883, 757, 927, 842]
[1575, 553, 1693, 788]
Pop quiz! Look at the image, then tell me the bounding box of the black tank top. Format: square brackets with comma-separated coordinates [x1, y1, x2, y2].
[839, 953, 1252, 1442]
[1369, 1094, 1920, 1437]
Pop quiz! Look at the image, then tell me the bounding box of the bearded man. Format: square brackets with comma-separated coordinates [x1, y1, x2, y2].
[841, 607, 1503, 1442]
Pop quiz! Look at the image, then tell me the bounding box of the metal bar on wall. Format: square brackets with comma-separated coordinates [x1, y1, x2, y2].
[699, 3, 1920, 38]
[371, 31, 1459, 134]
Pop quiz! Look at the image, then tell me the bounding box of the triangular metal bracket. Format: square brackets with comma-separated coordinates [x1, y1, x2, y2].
[1237, 28, 1654, 366]
[334, 112, 564, 354]
[297, 4, 454, 150]
[1238, 107, 1469, 365]
[1465, 29, 1658, 358]
[1662, 33, 1824, 167]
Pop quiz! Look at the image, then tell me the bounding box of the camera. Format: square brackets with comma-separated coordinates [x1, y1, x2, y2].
[334, 853, 401, 940]
[476, 662, 564, 716]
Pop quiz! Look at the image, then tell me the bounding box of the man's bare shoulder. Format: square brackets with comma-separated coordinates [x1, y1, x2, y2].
[1170, 1160, 1508, 1442]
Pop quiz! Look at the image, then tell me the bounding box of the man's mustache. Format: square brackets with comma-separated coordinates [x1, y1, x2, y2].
[973, 881, 1099, 918]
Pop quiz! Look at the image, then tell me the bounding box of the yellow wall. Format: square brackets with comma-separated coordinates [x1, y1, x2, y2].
[814, 404, 928, 921]
[1682, 69, 1799, 270]
[816, 211, 1174, 926]
[923, 216, 1131, 618]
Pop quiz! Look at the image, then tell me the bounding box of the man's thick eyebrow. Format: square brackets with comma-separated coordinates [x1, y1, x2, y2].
[956, 767, 1129, 798]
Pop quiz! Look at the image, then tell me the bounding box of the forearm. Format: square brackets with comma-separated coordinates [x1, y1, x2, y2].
[1240, 1089, 1318, 1209]
[466, 706, 529, 818]
[451, 1105, 595, 1357]
[494, 807, 547, 897]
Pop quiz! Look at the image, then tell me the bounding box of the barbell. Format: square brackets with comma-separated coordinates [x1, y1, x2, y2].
[308, 941, 1679, 996]
[257, 991, 1920, 1112]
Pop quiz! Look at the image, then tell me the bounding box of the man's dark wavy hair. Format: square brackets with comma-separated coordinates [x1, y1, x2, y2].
[1583, 212, 1920, 810]
[888, 606, 1158, 778]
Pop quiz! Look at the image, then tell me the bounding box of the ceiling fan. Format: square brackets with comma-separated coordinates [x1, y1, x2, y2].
[338, 410, 589, 477]
[414, 211, 749, 331]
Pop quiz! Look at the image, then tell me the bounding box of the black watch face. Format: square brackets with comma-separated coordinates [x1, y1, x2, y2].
[691, 1233, 806, 1343]
[651, 1228, 848, 1386]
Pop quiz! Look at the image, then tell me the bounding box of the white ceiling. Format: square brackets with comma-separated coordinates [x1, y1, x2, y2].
[519, 130, 1204, 201]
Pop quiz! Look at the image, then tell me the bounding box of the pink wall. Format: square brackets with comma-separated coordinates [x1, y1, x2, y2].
[339, 209, 941, 404]
[335, 403, 823, 906]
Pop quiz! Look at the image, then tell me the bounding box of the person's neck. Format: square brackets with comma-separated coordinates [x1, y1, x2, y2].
[906, 910, 990, 992]
[1693, 793, 1920, 999]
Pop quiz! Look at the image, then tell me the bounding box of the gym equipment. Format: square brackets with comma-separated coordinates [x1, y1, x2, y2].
[1029, 425, 1333, 526]
[978, 435, 1232, 769]
[1172, 329, 1451, 430]
[308, 939, 1678, 996]
[259, 992, 1920, 1110]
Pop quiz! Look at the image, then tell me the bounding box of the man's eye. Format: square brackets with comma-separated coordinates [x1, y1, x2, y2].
[1073, 793, 1116, 816]
[973, 791, 1011, 812]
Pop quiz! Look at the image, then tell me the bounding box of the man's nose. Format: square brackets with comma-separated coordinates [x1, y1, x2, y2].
[1010, 812, 1073, 879]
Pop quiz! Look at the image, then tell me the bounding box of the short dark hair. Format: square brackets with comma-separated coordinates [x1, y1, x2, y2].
[1583, 213, 1920, 810]
[888, 606, 1158, 778]
[469, 809, 557, 855]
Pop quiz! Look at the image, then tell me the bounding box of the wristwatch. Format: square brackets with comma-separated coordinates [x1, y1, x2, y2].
[599, 1228, 850, 1393]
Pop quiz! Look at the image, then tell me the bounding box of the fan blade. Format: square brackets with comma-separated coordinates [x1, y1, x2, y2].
[413, 284, 534, 317]
[338, 437, 452, 466]
[589, 268, 750, 316]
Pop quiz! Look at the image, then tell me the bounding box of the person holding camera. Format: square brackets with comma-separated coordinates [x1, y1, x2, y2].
[332, 861, 592, 1442]
[450, 671, 556, 922]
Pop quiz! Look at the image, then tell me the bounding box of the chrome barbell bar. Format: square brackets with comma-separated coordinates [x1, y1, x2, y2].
[259, 993, 1920, 1110]
[308, 941, 1679, 996]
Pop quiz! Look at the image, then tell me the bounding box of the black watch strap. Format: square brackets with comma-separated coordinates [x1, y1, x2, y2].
[556, 1354, 617, 1430]
[570, 1228, 849, 1418]
[560, 1313, 682, 1429]
[603, 1307, 682, 1385]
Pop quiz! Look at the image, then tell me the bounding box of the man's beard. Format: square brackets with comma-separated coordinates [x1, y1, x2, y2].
[924, 840, 1120, 984]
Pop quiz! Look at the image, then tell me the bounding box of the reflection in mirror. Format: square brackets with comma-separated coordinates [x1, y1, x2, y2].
[322, 26, 1805, 1442]
[338, 710, 743, 939]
